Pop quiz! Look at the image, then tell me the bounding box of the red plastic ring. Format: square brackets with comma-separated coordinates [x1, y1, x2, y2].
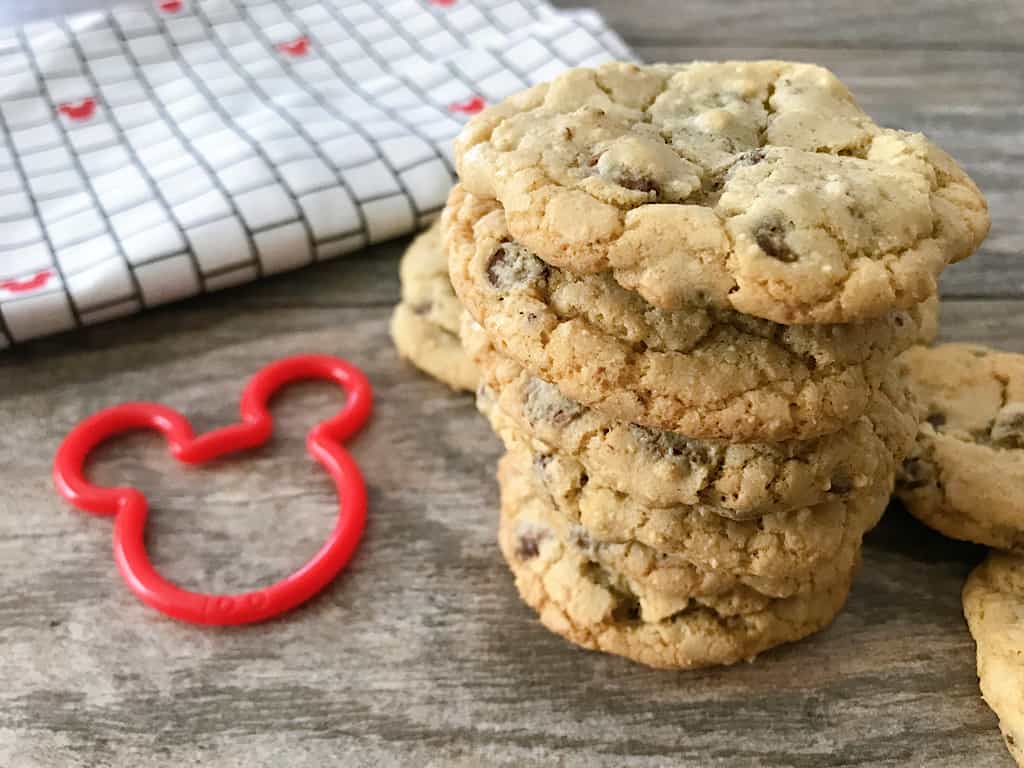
[53, 355, 372, 626]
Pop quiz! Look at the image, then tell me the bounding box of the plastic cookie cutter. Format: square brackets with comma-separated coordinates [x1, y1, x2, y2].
[53, 355, 372, 626]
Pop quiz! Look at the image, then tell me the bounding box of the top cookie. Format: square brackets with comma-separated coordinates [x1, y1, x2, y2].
[455, 61, 989, 325]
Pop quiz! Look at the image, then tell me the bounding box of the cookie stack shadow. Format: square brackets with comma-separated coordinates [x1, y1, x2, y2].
[437, 61, 988, 670]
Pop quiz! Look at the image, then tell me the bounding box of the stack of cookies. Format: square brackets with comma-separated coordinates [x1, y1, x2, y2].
[442, 61, 989, 669]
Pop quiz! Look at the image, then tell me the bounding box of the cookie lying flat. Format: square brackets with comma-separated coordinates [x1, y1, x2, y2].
[390, 220, 478, 391]
[503, 448, 888, 599]
[456, 61, 988, 325]
[962, 553, 1024, 766]
[470, 322, 916, 517]
[897, 344, 1024, 551]
[499, 454, 857, 669]
[448, 187, 923, 441]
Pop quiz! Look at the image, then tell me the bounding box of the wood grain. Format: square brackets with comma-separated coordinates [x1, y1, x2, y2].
[557, 0, 1024, 49]
[0, 1, 1022, 766]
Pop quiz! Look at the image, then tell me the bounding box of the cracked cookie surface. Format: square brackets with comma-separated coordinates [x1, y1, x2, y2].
[455, 61, 988, 325]
[499, 453, 797, 620]
[896, 344, 1024, 551]
[501, 447, 888, 598]
[448, 186, 924, 440]
[390, 219, 478, 392]
[470, 324, 916, 517]
[963, 553, 1024, 766]
[498, 452, 857, 669]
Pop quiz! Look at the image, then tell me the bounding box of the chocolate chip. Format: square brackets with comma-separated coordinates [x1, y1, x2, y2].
[629, 423, 713, 465]
[485, 242, 548, 290]
[972, 423, 995, 445]
[486, 246, 508, 287]
[991, 402, 1024, 449]
[410, 301, 432, 316]
[925, 411, 946, 429]
[971, 349, 989, 358]
[1008, 734, 1017, 747]
[523, 377, 583, 427]
[754, 218, 796, 262]
[805, 355, 818, 372]
[613, 171, 659, 195]
[587, 154, 601, 167]
[829, 474, 854, 495]
[734, 148, 765, 167]
[533, 453, 553, 472]
[894, 314, 906, 328]
[570, 526, 592, 552]
[699, 175, 725, 200]
[611, 595, 641, 622]
[515, 528, 548, 561]
[899, 457, 935, 490]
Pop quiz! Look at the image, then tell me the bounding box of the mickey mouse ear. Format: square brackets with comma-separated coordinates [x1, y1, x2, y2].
[53, 402, 192, 517]
[53, 354, 372, 625]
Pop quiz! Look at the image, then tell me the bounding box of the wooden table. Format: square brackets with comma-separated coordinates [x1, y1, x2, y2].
[2, 2, 1022, 765]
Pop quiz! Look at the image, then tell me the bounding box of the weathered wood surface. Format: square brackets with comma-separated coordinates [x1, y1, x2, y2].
[560, 0, 1024, 50]
[1, 2, 1022, 766]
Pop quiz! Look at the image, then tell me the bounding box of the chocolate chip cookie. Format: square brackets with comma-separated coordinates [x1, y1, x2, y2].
[390, 219, 478, 391]
[896, 344, 1024, 550]
[456, 61, 989, 325]
[499, 452, 789, 620]
[447, 185, 924, 441]
[498, 449, 865, 603]
[498, 452, 857, 669]
[470, 320, 916, 517]
[502, 447, 889, 599]
[963, 553, 1024, 766]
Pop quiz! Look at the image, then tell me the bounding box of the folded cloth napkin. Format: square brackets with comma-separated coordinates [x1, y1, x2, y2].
[0, 0, 631, 344]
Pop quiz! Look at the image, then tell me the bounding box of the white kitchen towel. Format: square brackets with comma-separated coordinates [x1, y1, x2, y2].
[0, 0, 631, 345]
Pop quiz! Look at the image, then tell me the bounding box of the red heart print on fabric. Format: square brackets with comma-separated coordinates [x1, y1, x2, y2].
[53, 355, 373, 626]
[448, 96, 485, 115]
[429, 0, 457, 6]
[59, 98, 96, 121]
[1, 270, 52, 293]
[277, 37, 310, 57]
[158, 0, 183, 12]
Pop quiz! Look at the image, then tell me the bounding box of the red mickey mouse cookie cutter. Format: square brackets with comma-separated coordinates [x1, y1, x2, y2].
[53, 355, 372, 626]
